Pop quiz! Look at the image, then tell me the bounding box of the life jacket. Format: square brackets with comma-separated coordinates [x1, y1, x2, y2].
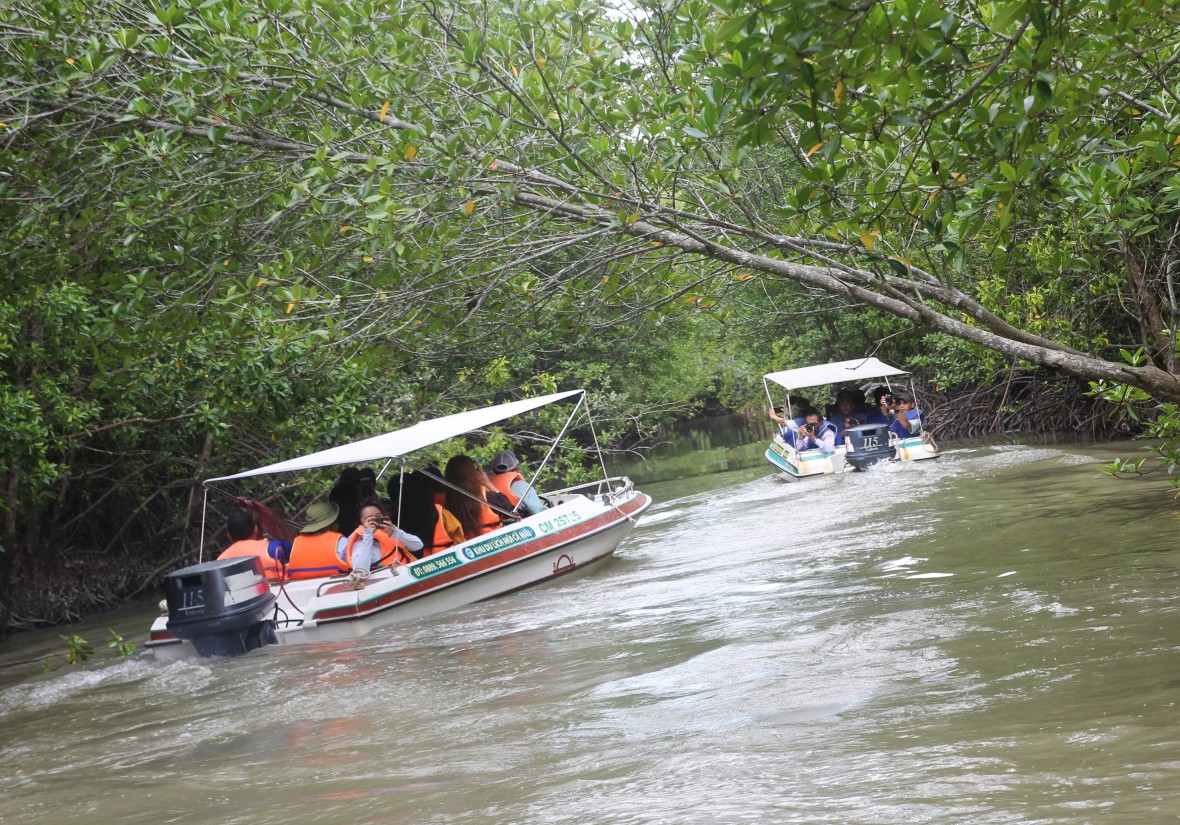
[218, 538, 284, 584]
[889, 408, 925, 438]
[834, 413, 866, 446]
[488, 471, 524, 507]
[464, 487, 501, 540]
[793, 419, 837, 450]
[421, 504, 454, 555]
[345, 528, 415, 568]
[286, 531, 348, 580]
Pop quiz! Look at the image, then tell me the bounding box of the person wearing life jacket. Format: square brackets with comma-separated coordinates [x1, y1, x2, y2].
[768, 395, 813, 448]
[286, 501, 350, 580]
[887, 391, 926, 440]
[486, 450, 547, 516]
[792, 410, 838, 453]
[830, 389, 868, 447]
[217, 508, 290, 584]
[387, 470, 465, 557]
[867, 386, 895, 425]
[444, 455, 503, 541]
[345, 500, 424, 575]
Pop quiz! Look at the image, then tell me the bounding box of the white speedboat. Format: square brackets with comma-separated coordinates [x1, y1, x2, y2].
[762, 358, 939, 481]
[146, 390, 652, 660]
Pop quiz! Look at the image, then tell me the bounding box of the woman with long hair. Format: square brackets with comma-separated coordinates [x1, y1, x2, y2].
[444, 455, 502, 541]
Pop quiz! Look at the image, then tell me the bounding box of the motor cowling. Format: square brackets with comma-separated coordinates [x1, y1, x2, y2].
[843, 423, 894, 471]
[164, 556, 277, 657]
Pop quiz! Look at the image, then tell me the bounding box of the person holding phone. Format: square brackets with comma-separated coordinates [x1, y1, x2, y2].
[344, 499, 424, 585]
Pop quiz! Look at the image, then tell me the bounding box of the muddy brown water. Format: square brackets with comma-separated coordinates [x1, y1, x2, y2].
[2, 439, 1178, 823]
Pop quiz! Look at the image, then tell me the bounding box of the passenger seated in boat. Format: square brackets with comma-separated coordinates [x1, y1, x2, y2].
[792, 410, 838, 453]
[217, 508, 291, 584]
[387, 470, 465, 558]
[887, 391, 926, 438]
[329, 467, 364, 536]
[286, 501, 349, 580]
[486, 450, 548, 517]
[345, 500, 423, 579]
[769, 395, 812, 445]
[444, 455, 504, 541]
[865, 386, 893, 425]
[425, 465, 447, 508]
[829, 389, 867, 446]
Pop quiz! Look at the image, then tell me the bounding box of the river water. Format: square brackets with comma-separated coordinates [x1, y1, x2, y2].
[2, 436, 1179, 823]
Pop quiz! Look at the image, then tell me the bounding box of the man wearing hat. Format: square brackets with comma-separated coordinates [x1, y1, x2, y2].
[285, 501, 350, 580]
[887, 391, 926, 438]
[486, 450, 548, 516]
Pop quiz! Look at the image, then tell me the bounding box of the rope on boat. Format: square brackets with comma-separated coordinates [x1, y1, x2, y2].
[344, 568, 370, 590]
[275, 581, 305, 616]
[604, 478, 640, 524]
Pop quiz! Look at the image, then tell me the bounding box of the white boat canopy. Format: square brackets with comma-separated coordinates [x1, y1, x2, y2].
[764, 358, 908, 392]
[205, 389, 585, 484]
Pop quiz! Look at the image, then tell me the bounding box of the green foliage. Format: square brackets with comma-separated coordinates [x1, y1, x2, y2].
[60, 634, 95, 665]
[107, 630, 137, 659]
[50, 630, 135, 666]
[2, 0, 1180, 628]
[1092, 348, 1179, 484]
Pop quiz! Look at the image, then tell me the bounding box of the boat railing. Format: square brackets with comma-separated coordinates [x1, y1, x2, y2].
[313, 571, 367, 598]
[546, 475, 635, 504]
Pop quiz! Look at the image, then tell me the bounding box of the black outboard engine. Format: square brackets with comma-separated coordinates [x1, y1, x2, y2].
[843, 423, 894, 471]
[164, 556, 278, 657]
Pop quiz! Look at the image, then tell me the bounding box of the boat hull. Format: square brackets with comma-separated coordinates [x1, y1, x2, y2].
[147, 487, 651, 660]
[765, 433, 938, 481]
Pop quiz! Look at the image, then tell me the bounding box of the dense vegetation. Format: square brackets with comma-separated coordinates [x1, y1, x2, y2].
[1, 0, 1177, 632]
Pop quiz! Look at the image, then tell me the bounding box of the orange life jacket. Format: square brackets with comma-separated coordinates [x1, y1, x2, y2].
[345, 528, 415, 567]
[421, 504, 454, 554]
[471, 486, 501, 538]
[218, 538, 284, 583]
[286, 531, 348, 580]
[488, 471, 524, 507]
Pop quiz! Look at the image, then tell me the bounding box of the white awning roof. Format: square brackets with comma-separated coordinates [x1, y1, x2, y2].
[764, 358, 908, 391]
[205, 389, 585, 484]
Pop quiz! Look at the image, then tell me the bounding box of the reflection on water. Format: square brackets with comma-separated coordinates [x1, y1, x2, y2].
[612, 410, 777, 484]
[2, 438, 1180, 824]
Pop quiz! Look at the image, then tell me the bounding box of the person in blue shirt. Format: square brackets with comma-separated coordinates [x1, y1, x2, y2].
[794, 410, 838, 453]
[830, 389, 867, 446]
[888, 391, 926, 438]
[768, 396, 812, 446]
[865, 386, 893, 425]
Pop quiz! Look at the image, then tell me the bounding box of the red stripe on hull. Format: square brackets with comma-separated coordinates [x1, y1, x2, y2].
[311, 494, 648, 623]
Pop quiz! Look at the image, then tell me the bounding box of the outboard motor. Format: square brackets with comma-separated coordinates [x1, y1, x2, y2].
[164, 556, 278, 657]
[843, 423, 894, 471]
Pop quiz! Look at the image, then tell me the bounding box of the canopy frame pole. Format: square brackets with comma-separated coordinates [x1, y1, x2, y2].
[763, 379, 776, 411]
[392, 461, 406, 534]
[424, 463, 519, 520]
[198, 487, 210, 563]
[521, 391, 588, 508]
[582, 394, 610, 483]
[374, 458, 394, 486]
